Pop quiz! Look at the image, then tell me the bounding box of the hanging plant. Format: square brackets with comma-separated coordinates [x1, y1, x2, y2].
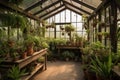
[65, 24, 75, 32]
[60, 25, 64, 30]
[99, 22, 106, 27]
[68, 32, 71, 36]
[62, 32, 64, 35]
[96, 32, 102, 40]
[0, 12, 29, 31]
[102, 32, 110, 38]
[51, 22, 55, 28]
[86, 29, 90, 33]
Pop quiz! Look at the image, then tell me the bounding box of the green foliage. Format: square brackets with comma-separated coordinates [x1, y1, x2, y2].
[0, 40, 9, 57]
[37, 57, 45, 63]
[0, 13, 29, 31]
[41, 42, 49, 49]
[90, 53, 113, 79]
[55, 38, 67, 45]
[90, 41, 105, 52]
[65, 24, 75, 32]
[62, 51, 75, 59]
[24, 35, 35, 47]
[82, 47, 92, 55]
[8, 66, 25, 80]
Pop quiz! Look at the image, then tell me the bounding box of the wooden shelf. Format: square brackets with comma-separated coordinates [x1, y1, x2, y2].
[56, 46, 81, 49]
[0, 48, 47, 69]
[0, 48, 47, 80]
[21, 63, 44, 80]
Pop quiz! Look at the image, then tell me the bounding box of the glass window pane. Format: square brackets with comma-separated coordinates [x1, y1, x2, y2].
[66, 10, 70, 22]
[56, 32, 60, 38]
[55, 14, 60, 23]
[76, 23, 83, 31]
[72, 12, 76, 22]
[49, 31, 54, 38]
[61, 11, 65, 22]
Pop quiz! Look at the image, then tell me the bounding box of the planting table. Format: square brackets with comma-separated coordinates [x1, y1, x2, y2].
[0, 48, 47, 80]
[56, 46, 81, 54]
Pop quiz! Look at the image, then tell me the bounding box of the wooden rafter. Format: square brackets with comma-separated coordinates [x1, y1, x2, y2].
[66, 6, 82, 15]
[63, 0, 91, 15]
[43, 7, 66, 20]
[39, 4, 64, 18]
[0, 0, 40, 20]
[25, 0, 47, 12]
[73, 0, 96, 10]
[33, 0, 61, 15]
[88, 0, 109, 20]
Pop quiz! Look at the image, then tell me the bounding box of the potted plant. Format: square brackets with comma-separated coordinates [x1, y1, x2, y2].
[24, 35, 35, 56]
[99, 22, 106, 27]
[96, 32, 103, 40]
[90, 53, 113, 80]
[102, 32, 110, 38]
[20, 46, 27, 59]
[60, 25, 64, 30]
[41, 42, 49, 49]
[7, 66, 25, 80]
[62, 51, 74, 61]
[74, 34, 83, 47]
[65, 24, 75, 32]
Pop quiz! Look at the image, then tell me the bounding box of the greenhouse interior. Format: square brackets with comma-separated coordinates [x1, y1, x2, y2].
[0, 0, 120, 80]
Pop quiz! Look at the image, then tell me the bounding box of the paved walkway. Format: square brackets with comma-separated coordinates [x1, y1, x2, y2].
[32, 61, 84, 80]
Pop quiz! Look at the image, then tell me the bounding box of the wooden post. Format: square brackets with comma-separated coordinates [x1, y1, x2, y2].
[98, 11, 102, 42]
[45, 53, 47, 70]
[110, 0, 117, 53]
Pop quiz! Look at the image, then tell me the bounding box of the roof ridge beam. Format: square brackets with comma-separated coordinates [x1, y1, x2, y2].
[39, 4, 64, 18]
[33, 0, 61, 15]
[43, 8, 66, 20]
[63, 1, 91, 15]
[66, 6, 82, 15]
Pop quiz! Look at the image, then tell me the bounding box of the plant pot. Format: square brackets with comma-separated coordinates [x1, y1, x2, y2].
[83, 69, 88, 80]
[21, 52, 27, 59]
[62, 32, 64, 35]
[66, 58, 69, 61]
[86, 70, 96, 80]
[96, 74, 110, 80]
[27, 46, 34, 56]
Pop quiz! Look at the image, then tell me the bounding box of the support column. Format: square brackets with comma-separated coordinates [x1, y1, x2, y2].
[110, 0, 117, 53]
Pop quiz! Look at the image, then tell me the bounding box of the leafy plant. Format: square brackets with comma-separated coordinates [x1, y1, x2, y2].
[65, 24, 75, 32]
[0, 13, 29, 30]
[24, 35, 35, 47]
[41, 42, 49, 49]
[8, 66, 25, 80]
[62, 51, 75, 59]
[90, 53, 113, 79]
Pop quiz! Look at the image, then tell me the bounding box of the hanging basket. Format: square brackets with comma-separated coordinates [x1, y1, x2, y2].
[62, 32, 64, 35]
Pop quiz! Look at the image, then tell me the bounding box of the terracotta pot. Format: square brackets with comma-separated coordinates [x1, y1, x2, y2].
[21, 52, 27, 59]
[27, 46, 34, 56]
[96, 75, 108, 80]
[83, 69, 88, 80]
[86, 70, 96, 80]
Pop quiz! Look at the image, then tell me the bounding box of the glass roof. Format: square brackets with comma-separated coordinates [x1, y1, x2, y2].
[19, 0, 102, 20]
